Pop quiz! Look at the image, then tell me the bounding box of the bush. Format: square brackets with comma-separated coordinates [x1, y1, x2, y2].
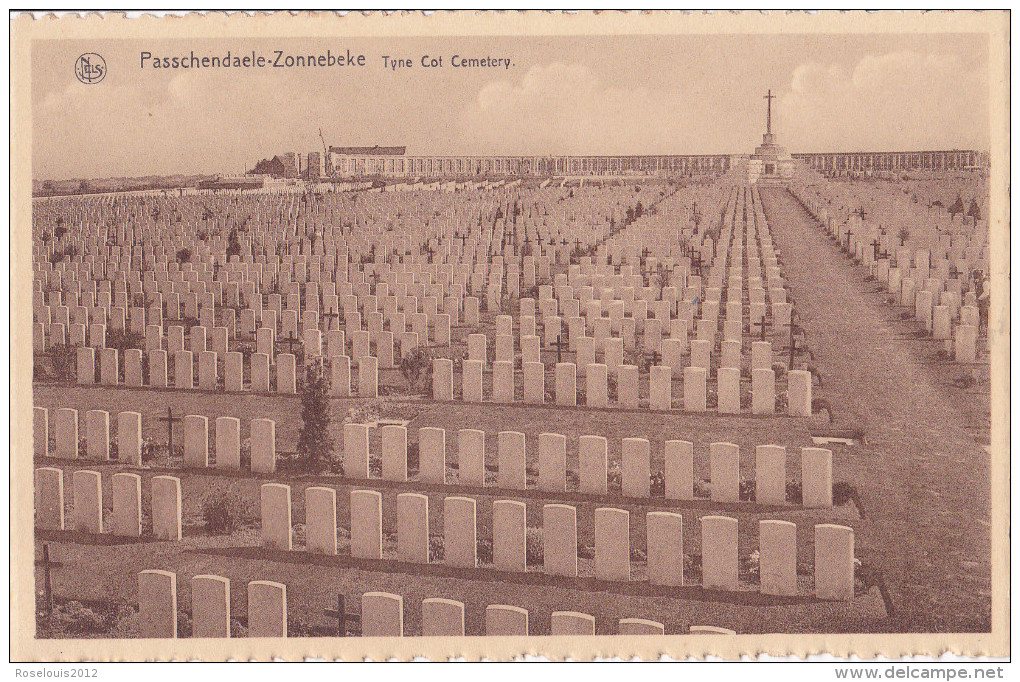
[629, 547, 647, 562]
[477, 538, 493, 564]
[429, 535, 445, 562]
[832, 481, 856, 506]
[399, 346, 434, 394]
[786, 480, 803, 504]
[525, 527, 544, 566]
[649, 471, 665, 497]
[176, 247, 192, 263]
[49, 344, 77, 382]
[742, 550, 761, 580]
[200, 490, 257, 533]
[43, 601, 107, 636]
[738, 479, 756, 502]
[296, 358, 335, 472]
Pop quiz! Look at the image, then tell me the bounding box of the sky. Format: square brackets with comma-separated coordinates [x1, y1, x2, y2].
[31, 33, 990, 180]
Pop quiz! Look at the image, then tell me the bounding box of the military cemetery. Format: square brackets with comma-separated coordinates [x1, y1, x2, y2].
[18, 19, 1002, 657]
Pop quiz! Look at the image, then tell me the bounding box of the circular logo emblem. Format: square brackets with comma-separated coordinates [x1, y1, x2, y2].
[75, 53, 106, 84]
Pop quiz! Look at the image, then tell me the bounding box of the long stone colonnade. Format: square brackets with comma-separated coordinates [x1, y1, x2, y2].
[793, 150, 988, 174]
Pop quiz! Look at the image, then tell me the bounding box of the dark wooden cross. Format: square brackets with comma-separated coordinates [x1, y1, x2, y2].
[36, 543, 63, 617]
[551, 335, 568, 363]
[871, 238, 882, 262]
[750, 317, 768, 341]
[456, 233, 468, 249]
[158, 405, 183, 457]
[648, 349, 662, 369]
[855, 206, 867, 221]
[574, 238, 582, 251]
[321, 309, 341, 331]
[323, 593, 348, 637]
[283, 331, 299, 354]
[782, 322, 805, 370]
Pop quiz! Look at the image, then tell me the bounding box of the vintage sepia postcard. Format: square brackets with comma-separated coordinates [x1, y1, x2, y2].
[9, 10, 1010, 663]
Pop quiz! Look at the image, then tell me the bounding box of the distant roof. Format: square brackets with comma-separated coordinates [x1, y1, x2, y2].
[330, 145, 406, 156]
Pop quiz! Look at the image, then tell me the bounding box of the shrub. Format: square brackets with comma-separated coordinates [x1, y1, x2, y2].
[296, 358, 335, 472]
[630, 547, 647, 562]
[786, 480, 803, 504]
[49, 344, 77, 382]
[693, 479, 711, 498]
[176, 247, 192, 263]
[738, 479, 756, 502]
[477, 538, 493, 564]
[832, 481, 856, 506]
[399, 346, 434, 394]
[200, 490, 257, 533]
[525, 527, 544, 566]
[742, 550, 761, 581]
[43, 601, 107, 636]
[429, 535, 445, 562]
[649, 471, 665, 497]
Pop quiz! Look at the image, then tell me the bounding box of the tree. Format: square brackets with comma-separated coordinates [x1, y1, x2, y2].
[948, 195, 965, 220]
[897, 227, 911, 246]
[296, 357, 335, 472]
[967, 199, 982, 223]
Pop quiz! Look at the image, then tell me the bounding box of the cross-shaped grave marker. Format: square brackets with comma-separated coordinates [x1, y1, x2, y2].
[323, 593, 354, 637]
[551, 335, 569, 364]
[35, 543, 63, 617]
[750, 317, 769, 341]
[158, 405, 183, 457]
[321, 308, 341, 332]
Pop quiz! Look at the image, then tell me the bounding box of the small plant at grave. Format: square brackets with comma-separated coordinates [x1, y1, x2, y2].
[934, 348, 952, 362]
[739, 386, 753, 410]
[812, 398, 835, 423]
[295, 358, 335, 473]
[854, 559, 881, 595]
[897, 228, 911, 246]
[630, 547, 647, 562]
[786, 480, 803, 504]
[607, 372, 619, 402]
[577, 543, 595, 560]
[176, 247, 193, 264]
[742, 550, 761, 581]
[477, 538, 494, 564]
[38, 600, 117, 637]
[406, 441, 420, 472]
[49, 344, 77, 382]
[399, 346, 435, 394]
[649, 470, 665, 497]
[607, 460, 623, 491]
[429, 535, 445, 562]
[775, 391, 789, 413]
[684, 553, 702, 578]
[525, 527, 544, 566]
[738, 479, 756, 502]
[200, 490, 257, 534]
[140, 437, 160, 463]
[239, 438, 252, 469]
[654, 262, 673, 296]
[105, 329, 144, 354]
[693, 478, 711, 498]
[832, 481, 856, 506]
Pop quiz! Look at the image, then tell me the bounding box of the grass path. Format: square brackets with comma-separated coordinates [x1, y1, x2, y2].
[759, 187, 991, 632]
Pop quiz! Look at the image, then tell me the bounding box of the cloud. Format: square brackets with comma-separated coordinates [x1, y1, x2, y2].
[455, 63, 721, 156]
[781, 51, 988, 152]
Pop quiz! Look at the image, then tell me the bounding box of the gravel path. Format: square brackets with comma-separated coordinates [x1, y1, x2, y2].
[759, 187, 991, 632]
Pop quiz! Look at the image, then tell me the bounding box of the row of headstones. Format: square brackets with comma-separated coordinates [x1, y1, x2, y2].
[803, 205, 985, 363]
[340, 426, 833, 504]
[877, 267, 983, 362]
[432, 359, 813, 415]
[34, 407, 278, 472]
[134, 571, 736, 638]
[470, 329, 779, 376]
[34, 467, 182, 539]
[257, 485, 853, 598]
[34, 403, 829, 504]
[71, 346, 380, 397]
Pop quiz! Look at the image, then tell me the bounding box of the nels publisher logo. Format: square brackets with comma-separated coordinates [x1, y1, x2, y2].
[75, 53, 106, 84]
